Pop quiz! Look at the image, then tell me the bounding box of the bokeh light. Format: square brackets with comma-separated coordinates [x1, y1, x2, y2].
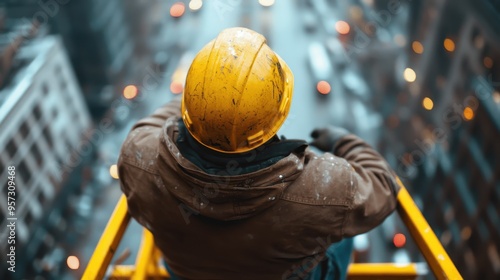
[170, 82, 184, 94]
[461, 227, 472, 240]
[170, 2, 185, 18]
[67, 256, 80, 270]
[189, 0, 202, 11]
[316, 81, 331, 95]
[335, 21, 350, 35]
[393, 34, 406, 46]
[123, 85, 138, 100]
[393, 233, 406, 248]
[403, 68, 416, 82]
[109, 164, 119, 179]
[493, 91, 500, 104]
[483, 57, 493, 68]
[422, 97, 434, 110]
[444, 38, 455, 52]
[474, 35, 485, 49]
[463, 107, 474, 121]
[412, 41, 424, 54]
[259, 0, 275, 7]
[349, 6, 363, 21]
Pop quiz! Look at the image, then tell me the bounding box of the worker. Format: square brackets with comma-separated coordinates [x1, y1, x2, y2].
[118, 27, 400, 280]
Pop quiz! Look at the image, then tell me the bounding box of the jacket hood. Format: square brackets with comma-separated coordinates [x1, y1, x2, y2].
[157, 117, 306, 221]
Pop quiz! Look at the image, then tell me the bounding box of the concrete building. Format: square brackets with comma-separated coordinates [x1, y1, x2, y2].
[0, 35, 91, 279]
[5, 0, 162, 116]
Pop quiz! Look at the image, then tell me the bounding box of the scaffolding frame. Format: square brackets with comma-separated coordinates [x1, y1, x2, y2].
[83, 178, 462, 279]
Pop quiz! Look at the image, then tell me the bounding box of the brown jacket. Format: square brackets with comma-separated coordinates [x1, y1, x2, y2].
[118, 99, 400, 280]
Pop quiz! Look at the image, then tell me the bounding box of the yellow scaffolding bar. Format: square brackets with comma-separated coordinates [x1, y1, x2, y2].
[347, 263, 426, 279]
[83, 178, 462, 279]
[82, 195, 130, 280]
[395, 178, 462, 280]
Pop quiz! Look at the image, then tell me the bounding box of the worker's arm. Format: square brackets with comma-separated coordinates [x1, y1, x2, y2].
[117, 97, 181, 173]
[311, 127, 400, 236]
[117, 98, 182, 226]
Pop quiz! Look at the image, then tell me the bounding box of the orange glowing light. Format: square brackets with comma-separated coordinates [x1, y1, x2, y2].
[422, 97, 434, 110]
[170, 2, 185, 18]
[123, 85, 138, 100]
[412, 41, 424, 54]
[463, 107, 474, 121]
[170, 82, 183, 94]
[393, 233, 406, 248]
[484, 57, 493, 69]
[335, 21, 350, 35]
[67, 256, 80, 270]
[317, 81, 331, 95]
[444, 38, 455, 52]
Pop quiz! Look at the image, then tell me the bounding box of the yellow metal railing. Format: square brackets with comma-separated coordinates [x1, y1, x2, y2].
[83, 178, 462, 280]
[394, 178, 462, 280]
[83, 195, 131, 280]
[347, 263, 426, 279]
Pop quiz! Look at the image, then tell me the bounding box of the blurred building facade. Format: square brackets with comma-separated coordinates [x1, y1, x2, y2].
[310, 0, 500, 278]
[378, 0, 500, 278]
[0, 0, 173, 277]
[0, 33, 92, 278]
[4, 0, 162, 117]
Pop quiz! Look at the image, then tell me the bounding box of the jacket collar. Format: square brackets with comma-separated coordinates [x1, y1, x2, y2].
[176, 119, 307, 175]
[156, 117, 308, 221]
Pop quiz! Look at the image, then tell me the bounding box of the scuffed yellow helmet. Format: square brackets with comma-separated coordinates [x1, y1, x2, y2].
[181, 27, 294, 153]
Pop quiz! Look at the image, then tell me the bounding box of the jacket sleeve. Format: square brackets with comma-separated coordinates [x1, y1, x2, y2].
[333, 134, 400, 237]
[117, 98, 182, 226]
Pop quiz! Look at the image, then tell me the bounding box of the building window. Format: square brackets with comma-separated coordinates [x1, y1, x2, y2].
[52, 107, 58, 119]
[0, 159, 4, 176]
[1, 177, 8, 196]
[6, 139, 17, 159]
[31, 144, 43, 167]
[19, 120, 30, 140]
[34, 105, 42, 120]
[37, 191, 46, 207]
[49, 173, 61, 190]
[0, 210, 4, 228]
[485, 144, 495, 172]
[24, 210, 34, 228]
[42, 127, 53, 149]
[18, 160, 32, 185]
[42, 83, 49, 96]
[65, 138, 73, 153]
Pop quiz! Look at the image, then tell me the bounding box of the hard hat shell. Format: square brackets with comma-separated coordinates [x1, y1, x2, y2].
[181, 27, 294, 153]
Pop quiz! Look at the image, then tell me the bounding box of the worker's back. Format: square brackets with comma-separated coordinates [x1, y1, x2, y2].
[118, 100, 399, 279]
[118, 27, 399, 280]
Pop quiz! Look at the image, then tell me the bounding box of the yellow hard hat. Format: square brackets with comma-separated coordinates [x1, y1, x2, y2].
[181, 27, 294, 153]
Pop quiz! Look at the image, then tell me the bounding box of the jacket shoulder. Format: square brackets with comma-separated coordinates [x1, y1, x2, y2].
[281, 150, 355, 206]
[119, 124, 165, 174]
